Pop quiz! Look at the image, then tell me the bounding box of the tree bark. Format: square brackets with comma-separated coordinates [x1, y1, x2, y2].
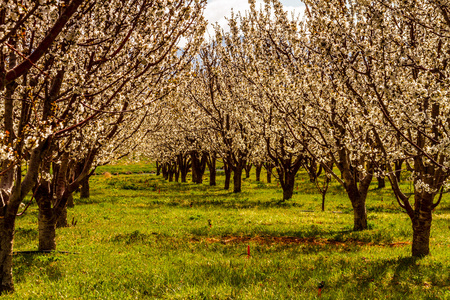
[411, 193, 433, 257]
[56, 206, 68, 228]
[306, 160, 317, 183]
[174, 160, 180, 182]
[264, 163, 273, 183]
[0, 139, 49, 294]
[224, 163, 231, 190]
[336, 146, 372, 231]
[156, 161, 161, 176]
[274, 157, 302, 201]
[161, 163, 168, 180]
[281, 173, 295, 201]
[177, 154, 190, 183]
[321, 193, 326, 212]
[394, 160, 404, 183]
[206, 153, 216, 186]
[191, 151, 201, 184]
[255, 163, 262, 182]
[36, 184, 57, 250]
[191, 151, 207, 184]
[168, 165, 174, 182]
[80, 176, 90, 198]
[38, 210, 57, 250]
[66, 192, 74, 208]
[351, 195, 368, 231]
[0, 211, 16, 294]
[377, 176, 386, 189]
[244, 163, 252, 179]
[180, 167, 188, 183]
[233, 165, 243, 193]
[412, 219, 431, 257]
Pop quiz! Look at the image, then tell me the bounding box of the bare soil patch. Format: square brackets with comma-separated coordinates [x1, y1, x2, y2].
[194, 236, 411, 247]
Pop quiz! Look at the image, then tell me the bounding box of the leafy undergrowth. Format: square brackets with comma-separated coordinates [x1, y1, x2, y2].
[7, 166, 450, 299]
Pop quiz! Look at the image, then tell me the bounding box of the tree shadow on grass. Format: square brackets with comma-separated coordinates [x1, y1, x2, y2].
[329, 255, 449, 299]
[13, 252, 64, 283]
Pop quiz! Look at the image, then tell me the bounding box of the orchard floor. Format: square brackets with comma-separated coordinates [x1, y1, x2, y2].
[6, 165, 450, 299]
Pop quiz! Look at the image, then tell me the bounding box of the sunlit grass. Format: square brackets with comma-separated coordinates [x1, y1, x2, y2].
[6, 164, 450, 299]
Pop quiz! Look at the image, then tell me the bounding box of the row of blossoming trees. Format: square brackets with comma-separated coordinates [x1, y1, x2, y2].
[0, 0, 206, 294]
[144, 0, 449, 260]
[0, 0, 448, 295]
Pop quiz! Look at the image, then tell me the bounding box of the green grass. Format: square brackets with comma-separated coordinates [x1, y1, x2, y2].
[6, 164, 450, 299]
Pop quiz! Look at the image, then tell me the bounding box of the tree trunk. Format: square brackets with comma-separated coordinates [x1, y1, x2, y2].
[38, 210, 57, 250]
[162, 163, 168, 180]
[0, 137, 50, 293]
[394, 160, 403, 183]
[255, 163, 262, 182]
[283, 184, 294, 200]
[233, 165, 243, 193]
[322, 193, 326, 212]
[168, 166, 174, 182]
[264, 163, 273, 183]
[178, 154, 189, 183]
[281, 174, 295, 201]
[319, 177, 330, 212]
[36, 185, 57, 250]
[56, 206, 68, 228]
[0, 214, 16, 294]
[244, 163, 252, 179]
[180, 168, 188, 183]
[80, 176, 90, 198]
[224, 163, 231, 190]
[207, 154, 216, 186]
[156, 161, 161, 176]
[66, 192, 74, 208]
[412, 219, 431, 257]
[307, 161, 317, 183]
[276, 166, 297, 201]
[350, 195, 368, 231]
[174, 170, 179, 182]
[174, 161, 180, 182]
[377, 176, 385, 189]
[191, 151, 203, 184]
[411, 193, 433, 257]
[191, 152, 207, 184]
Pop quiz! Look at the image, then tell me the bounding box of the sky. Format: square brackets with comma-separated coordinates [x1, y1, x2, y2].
[203, 0, 305, 39]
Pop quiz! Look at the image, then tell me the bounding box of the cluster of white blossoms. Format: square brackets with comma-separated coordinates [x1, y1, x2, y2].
[1, 0, 207, 184]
